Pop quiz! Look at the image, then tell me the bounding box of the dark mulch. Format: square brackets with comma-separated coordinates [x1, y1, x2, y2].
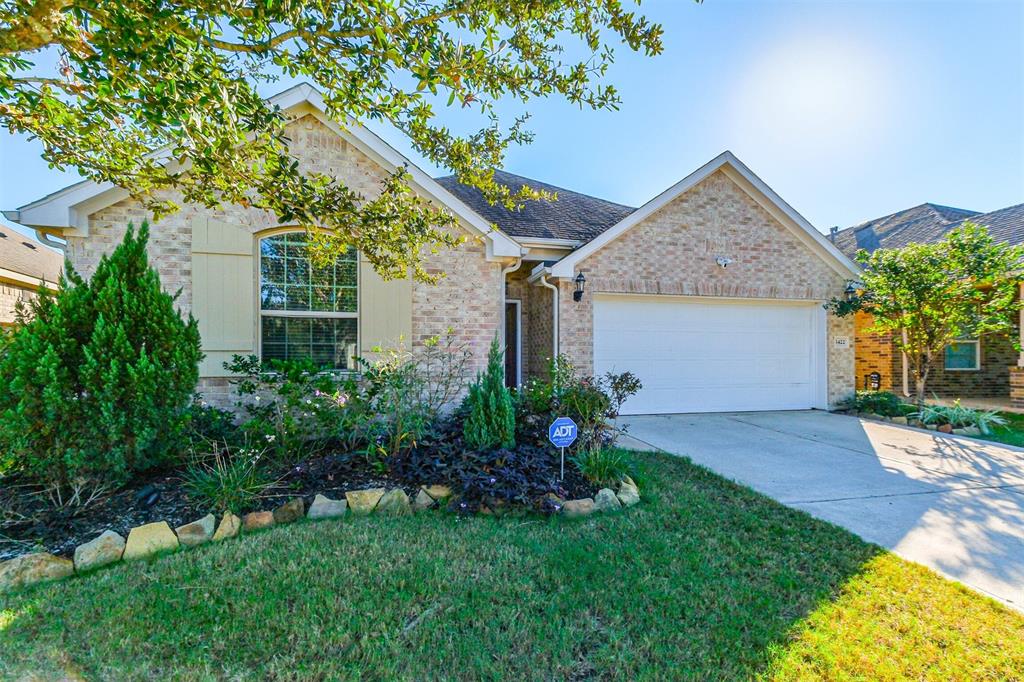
[1, 443, 597, 562]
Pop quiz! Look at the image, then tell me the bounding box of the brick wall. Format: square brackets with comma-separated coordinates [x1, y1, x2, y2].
[69, 114, 501, 406]
[526, 276, 554, 380]
[853, 312, 896, 392]
[925, 333, 1016, 399]
[557, 169, 855, 406]
[0, 282, 43, 326]
[855, 313, 1016, 399]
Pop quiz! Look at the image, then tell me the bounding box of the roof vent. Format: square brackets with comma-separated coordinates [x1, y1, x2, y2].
[22, 241, 37, 250]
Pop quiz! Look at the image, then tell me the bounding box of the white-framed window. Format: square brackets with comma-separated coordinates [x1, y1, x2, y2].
[944, 339, 980, 371]
[258, 232, 358, 369]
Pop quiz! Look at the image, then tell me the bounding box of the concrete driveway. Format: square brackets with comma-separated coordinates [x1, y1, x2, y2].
[620, 410, 1024, 611]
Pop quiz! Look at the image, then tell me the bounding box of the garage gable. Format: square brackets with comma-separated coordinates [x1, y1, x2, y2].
[549, 152, 859, 290]
[577, 168, 844, 301]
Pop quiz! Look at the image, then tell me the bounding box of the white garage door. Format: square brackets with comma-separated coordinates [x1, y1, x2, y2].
[593, 295, 825, 415]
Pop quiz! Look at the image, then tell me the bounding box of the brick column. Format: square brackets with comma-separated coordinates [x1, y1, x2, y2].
[1010, 367, 1024, 409]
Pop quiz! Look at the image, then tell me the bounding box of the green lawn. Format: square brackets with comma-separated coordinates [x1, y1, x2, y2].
[2, 452, 1021, 680]
[978, 411, 1024, 448]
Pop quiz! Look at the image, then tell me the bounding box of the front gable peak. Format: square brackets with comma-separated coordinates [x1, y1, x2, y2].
[549, 151, 860, 279]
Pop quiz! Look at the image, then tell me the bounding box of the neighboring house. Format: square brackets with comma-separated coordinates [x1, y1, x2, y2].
[832, 202, 1024, 402]
[0, 227, 62, 326]
[5, 84, 859, 414]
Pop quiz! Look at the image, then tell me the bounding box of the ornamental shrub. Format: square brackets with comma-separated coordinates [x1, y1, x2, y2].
[226, 354, 343, 461]
[843, 390, 913, 418]
[0, 222, 201, 499]
[462, 337, 515, 451]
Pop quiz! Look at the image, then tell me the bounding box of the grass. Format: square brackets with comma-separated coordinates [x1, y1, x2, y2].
[976, 411, 1024, 448]
[2, 452, 1022, 680]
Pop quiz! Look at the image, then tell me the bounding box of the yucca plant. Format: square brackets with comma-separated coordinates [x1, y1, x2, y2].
[911, 400, 1008, 434]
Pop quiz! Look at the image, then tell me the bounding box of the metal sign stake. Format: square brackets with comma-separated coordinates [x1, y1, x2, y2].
[548, 417, 578, 483]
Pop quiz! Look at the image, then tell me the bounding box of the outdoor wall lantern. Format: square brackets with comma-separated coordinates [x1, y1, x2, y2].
[844, 281, 859, 302]
[573, 272, 586, 302]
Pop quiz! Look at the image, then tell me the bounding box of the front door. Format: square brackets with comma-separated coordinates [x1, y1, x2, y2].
[505, 300, 521, 388]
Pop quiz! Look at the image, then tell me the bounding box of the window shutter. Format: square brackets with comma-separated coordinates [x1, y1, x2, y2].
[191, 218, 255, 377]
[358, 254, 412, 355]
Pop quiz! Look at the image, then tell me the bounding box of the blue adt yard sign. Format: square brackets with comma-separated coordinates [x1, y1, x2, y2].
[548, 417, 578, 448]
[548, 417, 578, 480]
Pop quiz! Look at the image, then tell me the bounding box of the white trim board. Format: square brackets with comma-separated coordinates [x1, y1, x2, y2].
[550, 151, 861, 280]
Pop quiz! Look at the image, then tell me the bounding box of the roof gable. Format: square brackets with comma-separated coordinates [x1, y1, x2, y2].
[549, 151, 860, 279]
[7, 83, 522, 259]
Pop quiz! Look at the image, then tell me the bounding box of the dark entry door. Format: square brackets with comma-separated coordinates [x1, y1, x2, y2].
[504, 300, 520, 388]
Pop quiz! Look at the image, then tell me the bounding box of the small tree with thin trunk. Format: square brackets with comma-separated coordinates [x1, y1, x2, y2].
[829, 223, 1023, 407]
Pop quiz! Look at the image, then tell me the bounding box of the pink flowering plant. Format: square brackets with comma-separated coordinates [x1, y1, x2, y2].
[226, 355, 345, 462]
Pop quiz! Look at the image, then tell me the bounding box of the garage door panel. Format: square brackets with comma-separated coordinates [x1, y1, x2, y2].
[593, 296, 821, 414]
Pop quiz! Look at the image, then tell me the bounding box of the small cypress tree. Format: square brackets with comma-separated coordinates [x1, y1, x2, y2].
[462, 337, 516, 451]
[0, 222, 201, 496]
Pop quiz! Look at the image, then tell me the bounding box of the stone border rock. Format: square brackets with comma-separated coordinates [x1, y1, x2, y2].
[845, 410, 984, 436]
[0, 479, 641, 594]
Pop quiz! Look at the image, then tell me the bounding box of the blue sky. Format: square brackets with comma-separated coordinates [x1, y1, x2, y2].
[2, 0, 1022, 243]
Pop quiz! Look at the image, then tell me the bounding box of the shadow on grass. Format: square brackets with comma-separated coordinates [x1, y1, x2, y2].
[1, 451, 1021, 680]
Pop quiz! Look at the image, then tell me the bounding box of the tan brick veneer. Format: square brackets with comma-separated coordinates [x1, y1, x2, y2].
[0, 283, 44, 326]
[68, 115, 501, 405]
[557, 170, 855, 407]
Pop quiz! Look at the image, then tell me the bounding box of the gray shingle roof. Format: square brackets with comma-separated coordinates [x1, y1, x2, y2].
[832, 203, 981, 258]
[948, 202, 1024, 246]
[0, 227, 62, 282]
[435, 170, 634, 242]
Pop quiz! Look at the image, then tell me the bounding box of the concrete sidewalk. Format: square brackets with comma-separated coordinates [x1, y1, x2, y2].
[620, 410, 1024, 612]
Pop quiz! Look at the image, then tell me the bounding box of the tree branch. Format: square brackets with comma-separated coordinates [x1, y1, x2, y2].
[0, 0, 74, 54]
[204, 2, 472, 54]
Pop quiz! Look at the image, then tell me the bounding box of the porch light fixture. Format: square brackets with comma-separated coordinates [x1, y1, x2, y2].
[844, 281, 858, 302]
[573, 272, 586, 302]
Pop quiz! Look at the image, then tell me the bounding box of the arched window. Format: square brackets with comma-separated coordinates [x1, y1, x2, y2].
[259, 232, 358, 369]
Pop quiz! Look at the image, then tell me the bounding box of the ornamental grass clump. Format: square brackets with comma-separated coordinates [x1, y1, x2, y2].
[0, 222, 201, 502]
[462, 337, 515, 451]
[572, 446, 635, 488]
[182, 447, 275, 514]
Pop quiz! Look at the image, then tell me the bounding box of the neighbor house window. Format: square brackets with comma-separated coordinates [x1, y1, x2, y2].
[944, 339, 980, 371]
[259, 232, 358, 369]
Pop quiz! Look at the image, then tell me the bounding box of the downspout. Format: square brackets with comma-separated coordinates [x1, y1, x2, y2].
[539, 275, 559, 361]
[499, 257, 523, 348]
[35, 230, 67, 255]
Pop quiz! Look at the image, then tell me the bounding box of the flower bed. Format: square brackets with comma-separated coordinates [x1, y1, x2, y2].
[838, 391, 1007, 436]
[1, 439, 604, 563]
[0, 228, 646, 593]
[1, 459, 641, 593]
[2, 343, 645, 590]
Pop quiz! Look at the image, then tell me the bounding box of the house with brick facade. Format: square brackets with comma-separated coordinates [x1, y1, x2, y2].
[5, 83, 860, 414]
[832, 201, 1024, 405]
[0, 226, 61, 326]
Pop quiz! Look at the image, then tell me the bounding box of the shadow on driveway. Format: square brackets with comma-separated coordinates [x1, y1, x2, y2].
[620, 410, 1024, 611]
